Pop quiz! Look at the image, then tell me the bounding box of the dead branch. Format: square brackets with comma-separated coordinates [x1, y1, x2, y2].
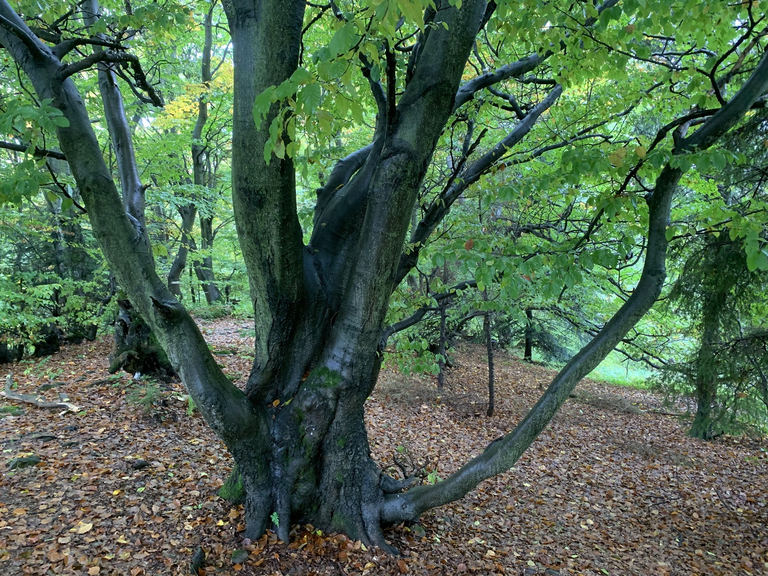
[3, 373, 80, 413]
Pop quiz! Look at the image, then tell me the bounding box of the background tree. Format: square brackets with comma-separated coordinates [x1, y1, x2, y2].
[656, 108, 768, 438]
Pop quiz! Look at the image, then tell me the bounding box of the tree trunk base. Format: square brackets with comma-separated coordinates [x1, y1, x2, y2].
[110, 299, 175, 379]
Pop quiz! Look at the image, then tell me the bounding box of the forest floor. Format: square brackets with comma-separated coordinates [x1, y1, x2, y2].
[1, 317, 766, 576]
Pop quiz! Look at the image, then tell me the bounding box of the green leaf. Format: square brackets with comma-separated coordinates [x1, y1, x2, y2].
[231, 549, 249, 564]
[710, 150, 727, 172]
[252, 86, 276, 126]
[746, 248, 768, 271]
[399, 0, 425, 27]
[290, 67, 313, 85]
[298, 83, 321, 113]
[273, 138, 286, 160]
[329, 22, 358, 56]
[152, 243, 169, 258]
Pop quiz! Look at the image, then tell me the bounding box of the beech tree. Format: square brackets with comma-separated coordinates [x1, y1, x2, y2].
[2, 0, 768, 552]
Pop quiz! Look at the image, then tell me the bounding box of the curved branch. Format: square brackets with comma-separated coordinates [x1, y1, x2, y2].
[3, 373, 80, 413]
[379, 279, 478, 346]
[0, 11, 46, 60]
[680, 49, 768, 152]
[381, 46, 768, 524]
[52, 37, 123, 59]
[313, 143, 373, 226]
[57, 50, 163, 107]
[453, 53, 546, 111]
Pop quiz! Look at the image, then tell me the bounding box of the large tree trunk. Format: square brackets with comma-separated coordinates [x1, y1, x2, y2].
[234, 357, 388, 546]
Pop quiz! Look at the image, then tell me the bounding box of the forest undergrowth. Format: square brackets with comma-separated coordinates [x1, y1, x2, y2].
[1, 317, 766, 576]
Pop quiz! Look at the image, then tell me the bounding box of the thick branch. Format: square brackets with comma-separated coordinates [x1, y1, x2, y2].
[224, 0, 308, 399]
[680, 50, 768, 152]
[0, 11, 46, 60]
[3, 373, 80, 412]
[52, 37, 123, 59]
[453, 53, 546, 111]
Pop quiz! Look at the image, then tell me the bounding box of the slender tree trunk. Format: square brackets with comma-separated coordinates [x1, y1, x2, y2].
[167, 3, 222, 304]
[524, 308, 534, 362]
[167, 204, 197, 299]
[194, 215, 222, 304]
[437, 301, 447, 390]
[484, 310, 495, 417]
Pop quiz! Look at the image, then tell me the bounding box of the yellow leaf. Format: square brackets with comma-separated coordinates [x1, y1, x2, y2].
[88, 567, 101, 575]
[608, 147, 627, 167]
[635, 145, 647, 159]
[75, 521, 93, 534]
[272, 399, 280, 407]
[112, 490, 121, 496]
[117, 535, 129, 544]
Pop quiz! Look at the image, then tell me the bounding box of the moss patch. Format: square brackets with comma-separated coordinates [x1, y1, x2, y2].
[217, 463, 246, 504]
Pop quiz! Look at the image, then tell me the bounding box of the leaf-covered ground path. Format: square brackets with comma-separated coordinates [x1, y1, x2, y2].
[1, 317, 766, 576]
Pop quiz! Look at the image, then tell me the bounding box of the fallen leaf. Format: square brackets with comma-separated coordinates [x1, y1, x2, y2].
[74, 521, 93, 534]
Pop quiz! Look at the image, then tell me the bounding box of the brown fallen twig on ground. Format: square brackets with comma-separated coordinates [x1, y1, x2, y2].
[3, 373, 80, 413]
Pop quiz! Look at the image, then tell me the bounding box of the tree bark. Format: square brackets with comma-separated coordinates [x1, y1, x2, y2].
[168, 3, 222, 303]
[194, 215, 222, 304]
[688, 239, 731, 439]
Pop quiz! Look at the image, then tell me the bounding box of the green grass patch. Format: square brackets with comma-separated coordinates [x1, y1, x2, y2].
[591, 351, 656, 389]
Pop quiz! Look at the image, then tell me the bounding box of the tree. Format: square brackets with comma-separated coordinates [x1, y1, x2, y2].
[664, 234, 765, 438]
[2, 0, 768, 553]
[161, 0, 229, 304]
[657, 109, 768, 438]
